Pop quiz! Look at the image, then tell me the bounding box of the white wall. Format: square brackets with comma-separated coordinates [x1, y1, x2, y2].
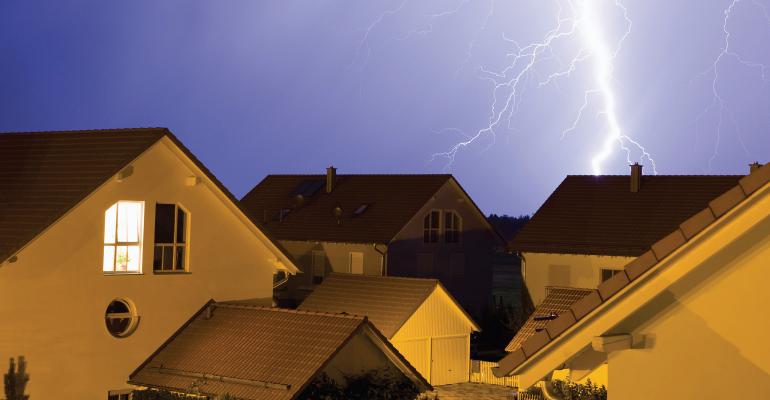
[0, 139, 284, 399]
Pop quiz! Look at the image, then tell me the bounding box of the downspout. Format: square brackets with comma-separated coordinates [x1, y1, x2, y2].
[373, 243, 388, 276]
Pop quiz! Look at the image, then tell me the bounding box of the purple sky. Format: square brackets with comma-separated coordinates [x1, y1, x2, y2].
[2, 1, 768, 215]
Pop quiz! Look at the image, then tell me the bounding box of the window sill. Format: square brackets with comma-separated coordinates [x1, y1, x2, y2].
[153, 270, 192, 275]
[103, 272, 143, 276]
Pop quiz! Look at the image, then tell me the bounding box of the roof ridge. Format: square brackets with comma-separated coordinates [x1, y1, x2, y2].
[0, 127, 168, 136]
[566, 174, 745, 177]
[214, 302, 367, 320]
[326, 273, 439, 284]
[264, 173, 453, 177]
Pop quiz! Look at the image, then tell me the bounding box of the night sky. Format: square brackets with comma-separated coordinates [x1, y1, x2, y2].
[2, 1, 768, 215]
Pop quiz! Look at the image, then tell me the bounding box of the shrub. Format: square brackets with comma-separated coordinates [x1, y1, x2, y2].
[550, 379, 607, 400]
[298, 368, 426, 400]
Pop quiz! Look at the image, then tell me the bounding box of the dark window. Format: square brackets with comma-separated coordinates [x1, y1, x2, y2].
[423, 211, 440, 243]
[153, 204, 188, 272]
[353, 204, 369, 216]
[601, 268, 621, 282]
[108, 392, 130, 400]
[105, 299, 138, 338]
[444, 211, 461, 243]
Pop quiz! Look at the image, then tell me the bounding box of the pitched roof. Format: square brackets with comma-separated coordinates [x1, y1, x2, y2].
[504, 287, 593, 352]
[0, 128, 298, 272]
[129, 302, 428, 400]
[510, 175, 743, 256]
[0, 128, 165, 262]
[239, 174, 453, 243]
[494, 163, 770, 378]
[298, 274, 478, 337]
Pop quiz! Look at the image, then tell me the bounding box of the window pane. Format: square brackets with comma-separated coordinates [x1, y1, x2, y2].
[431, 211, 440, 228]
[153, 246, 163, 270]
[117, 202, 142, 243]
[445, 212, 453, 229]
[175, 247, 185, 270]
[176, 207, 186, 244]
[126, 246, 140, 272]
[115, 246, 128, 272]
[154, 204, 175, 244]
[104, 204, 117, 244]
[103, 246, 115, 272]
[424, 214, 430, 229]
[163, 246, 173, 270]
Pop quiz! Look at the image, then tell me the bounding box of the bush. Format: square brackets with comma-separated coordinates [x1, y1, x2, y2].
[132, 389, 237, 400]
[298, 368, 426, 400]
[550, 379, 607, 400]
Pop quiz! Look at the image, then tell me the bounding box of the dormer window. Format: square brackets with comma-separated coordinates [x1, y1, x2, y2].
[103, 201, 144, 273]
[423, 210, 440, 243]
[153, 204, 188, 272]
[444, 211, 461, 243]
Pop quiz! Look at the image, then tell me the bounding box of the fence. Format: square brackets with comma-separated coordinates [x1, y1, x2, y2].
[470, 359, 520, 387]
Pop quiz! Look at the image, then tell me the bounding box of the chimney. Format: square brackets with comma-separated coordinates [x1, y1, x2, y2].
[750, 162, 762, 174]
[326, 166, 337, 194]
[630, 163, 642, 193]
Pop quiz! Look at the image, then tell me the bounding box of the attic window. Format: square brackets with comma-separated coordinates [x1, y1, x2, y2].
[423, 211, 440, 243]
[105, 299, 139, 338]
[153, 204, 188, 272]
[274, 208, 291, 221]
[444, 211, 461, 243]
[103, 201, 144, 274]
[353, 204, 369, 216]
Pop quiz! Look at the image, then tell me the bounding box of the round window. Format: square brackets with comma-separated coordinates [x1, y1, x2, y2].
[105, 299, 139, 338]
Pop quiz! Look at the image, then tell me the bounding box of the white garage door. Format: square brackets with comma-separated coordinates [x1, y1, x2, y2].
[431, 335, 469, 385]
[393, 338, 430, 381]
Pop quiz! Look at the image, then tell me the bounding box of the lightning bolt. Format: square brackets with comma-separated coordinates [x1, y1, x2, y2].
[694, 0, 770, 171]
[353, 0, 663, 174]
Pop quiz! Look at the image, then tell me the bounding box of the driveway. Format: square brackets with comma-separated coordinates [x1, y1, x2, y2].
[428, 382, 516, 400]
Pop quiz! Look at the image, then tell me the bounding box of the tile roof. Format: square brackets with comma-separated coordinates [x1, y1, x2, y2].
[510, 175, 743, 256]
[298, 274, 448, 338]
[129, 303, 389, 400]
[0, 128, 165, 262]
[494, 163, 770, 377]
[504, 287, 594, 352]
[240, 174, 452, 243]
[0, 128, 297, 272]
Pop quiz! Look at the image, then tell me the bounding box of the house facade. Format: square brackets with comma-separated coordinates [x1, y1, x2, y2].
[240, 169, 505, 318]
[298, 274, 479, 385]
[0, 129, 297, 400]
[495, 162, 770, 399]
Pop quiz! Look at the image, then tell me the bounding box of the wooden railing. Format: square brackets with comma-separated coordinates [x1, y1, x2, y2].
[470, 359, 519, 387]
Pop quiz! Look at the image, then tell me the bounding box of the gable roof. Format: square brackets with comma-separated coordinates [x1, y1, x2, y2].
[505, 287, 593, 352]
[0, 128, 297, 272]
[129, 302, 429, 400]
[240, 174, 453, 244]
[494, 163, 770, 379]
[510, 175, 743, 256]
[298, 274, 478, 337]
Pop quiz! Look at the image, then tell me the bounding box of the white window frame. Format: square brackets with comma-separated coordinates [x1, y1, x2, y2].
[153, 203, 190, 273]
[444, 210, 462, 243]
[600, 268, 622, 284]
[103, 201, 144, 274]
[423, 209, 441, 244]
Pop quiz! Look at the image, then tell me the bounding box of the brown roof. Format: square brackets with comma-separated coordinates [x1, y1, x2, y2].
[504, 287, 593, 352]
[0, 128, 165, 262]
[494, 163, 770, 377]
[0, 128, 296, 270]
[129, 302, 428, 400]
[510, 175, 743, 256]
[298, 274, 477, 337]
[240, 174, 452, 243]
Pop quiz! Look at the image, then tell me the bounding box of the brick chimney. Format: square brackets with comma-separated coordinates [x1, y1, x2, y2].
[750, 162, 762, 174]
[326, 166, 337, 194]
[630, 163, 642, 193]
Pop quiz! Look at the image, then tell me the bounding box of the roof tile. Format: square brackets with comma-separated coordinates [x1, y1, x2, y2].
[494, 348, 526, 376]
[570, 290, 602, 320]
[679, 208, 716, 240]
[624, 251, 658, 281]
[651, 229, 687, 260]
[709, 185, 747, 218]
[739, 163, 770, 195]
[597, 270, 630, 301]
[545, 310, 577, 339]
[521, 330, 551, 357]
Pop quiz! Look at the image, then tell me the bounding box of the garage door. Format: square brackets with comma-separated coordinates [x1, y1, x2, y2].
[431, 335, 469, 385]
[393, 338, 430, 381]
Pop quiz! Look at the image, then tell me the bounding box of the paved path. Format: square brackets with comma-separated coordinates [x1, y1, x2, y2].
[427, 382, 516, 400]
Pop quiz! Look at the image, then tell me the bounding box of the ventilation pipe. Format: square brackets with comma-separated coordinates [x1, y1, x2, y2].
[326, 166, 337, 194]
[630, 163, 642, 193]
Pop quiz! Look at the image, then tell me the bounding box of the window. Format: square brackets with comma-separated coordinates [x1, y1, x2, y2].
[444, 211, 461, 243]
[601, 268, 622, 283]
[103, 201, 144, 273]
[423, 210, 440, 243]
[153, 204, 188, 272]
[349, 252, 364, 274]
[108, 390, 131, 400]
[312, 250, 326, 284]
[105, 299, 139, 338]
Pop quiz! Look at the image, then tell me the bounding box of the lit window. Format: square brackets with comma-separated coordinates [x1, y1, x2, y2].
[423, 211, 440, 243]
[105, 299, 139, 338]
[444, 211, 461, 243]
[153, 204, 188, 272]
[601, 268, 621, 283]
[103, 201, 144, 273]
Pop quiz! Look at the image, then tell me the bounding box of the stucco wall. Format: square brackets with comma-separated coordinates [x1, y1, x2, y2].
[607, 208, 770, 399]
[0, 139, 282, 400]
[387, 180, 500, 318]
[522, 252, 634, 306]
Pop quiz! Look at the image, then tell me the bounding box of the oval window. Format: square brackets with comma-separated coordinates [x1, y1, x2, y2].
[105, 299, 139, 338]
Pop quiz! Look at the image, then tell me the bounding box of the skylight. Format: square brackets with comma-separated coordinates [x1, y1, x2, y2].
[353, 204, 369, 216]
